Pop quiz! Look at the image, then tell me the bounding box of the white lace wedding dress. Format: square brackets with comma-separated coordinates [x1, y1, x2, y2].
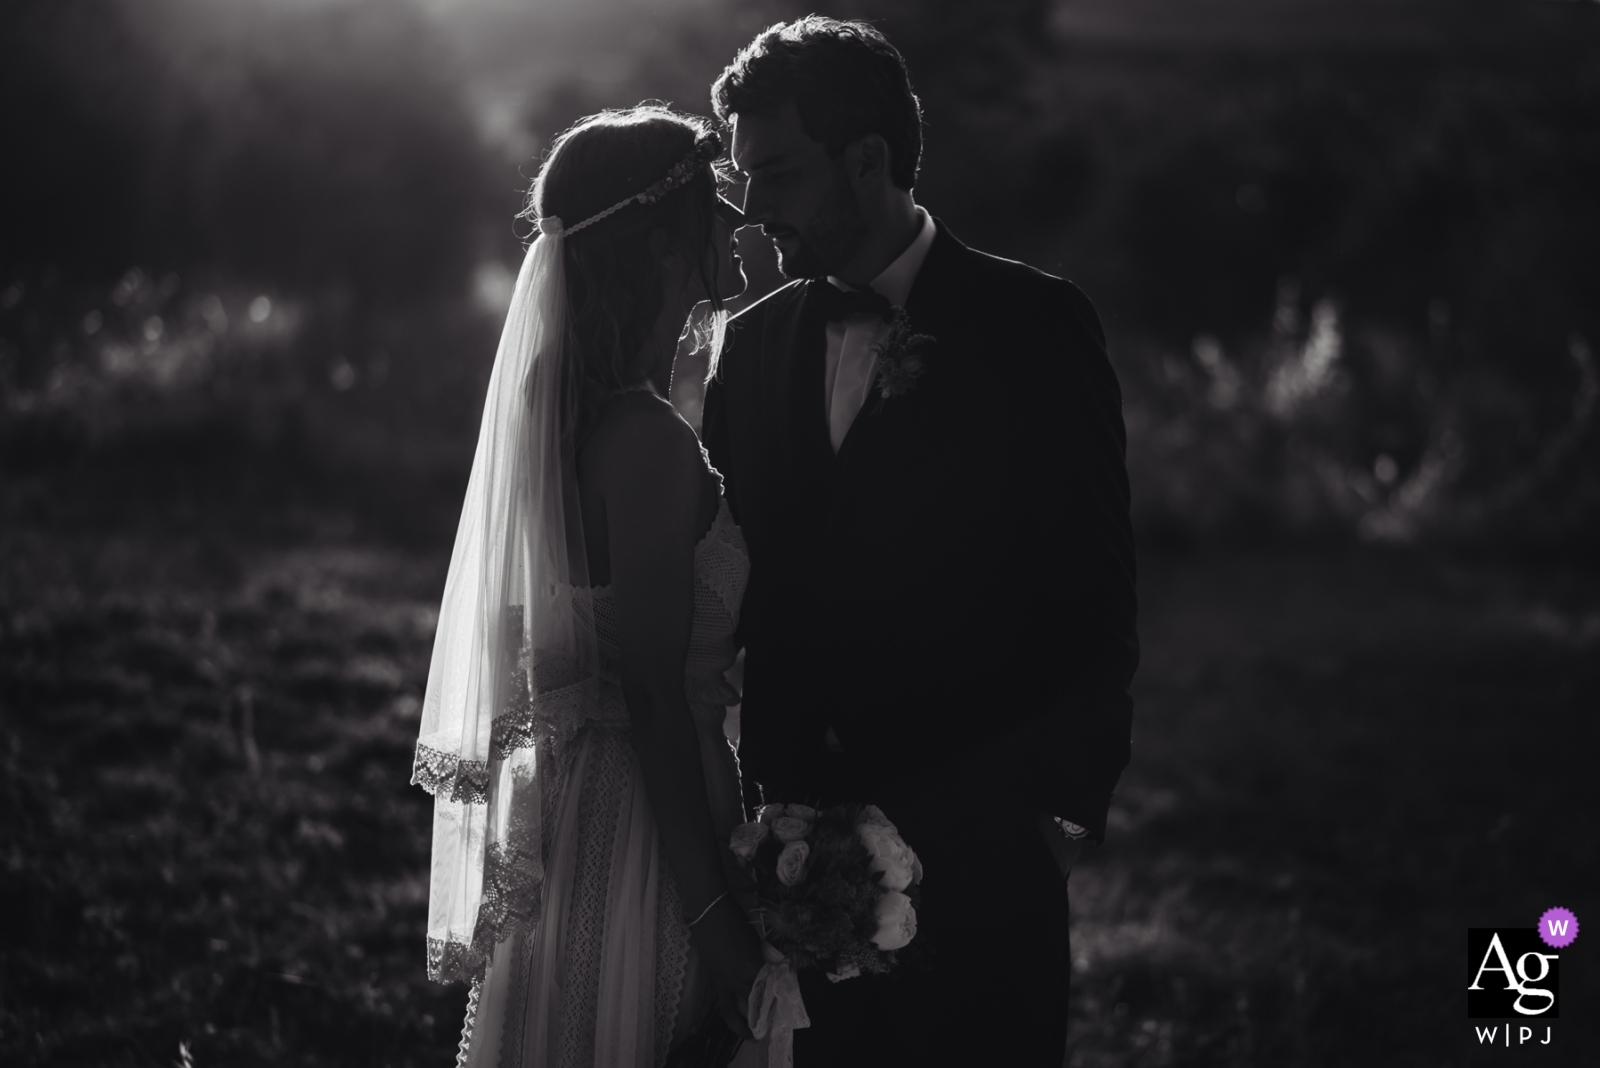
[458, 496, 753, 1068]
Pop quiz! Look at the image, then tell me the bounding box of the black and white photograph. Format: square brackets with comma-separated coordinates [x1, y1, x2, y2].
[2, 1, 1596, 1065]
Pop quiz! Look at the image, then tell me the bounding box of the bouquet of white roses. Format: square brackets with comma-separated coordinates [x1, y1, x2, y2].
[727, 801, 922, 1066]
[729, 801, 922, 978]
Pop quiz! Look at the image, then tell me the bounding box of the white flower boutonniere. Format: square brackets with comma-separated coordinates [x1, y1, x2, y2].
[872, 308, 935, 401]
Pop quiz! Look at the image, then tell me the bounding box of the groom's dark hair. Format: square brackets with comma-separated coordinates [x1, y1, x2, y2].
[713, 17, 923, 191]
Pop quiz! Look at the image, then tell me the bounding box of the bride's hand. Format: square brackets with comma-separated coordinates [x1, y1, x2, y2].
[689, 893, 763, 1040]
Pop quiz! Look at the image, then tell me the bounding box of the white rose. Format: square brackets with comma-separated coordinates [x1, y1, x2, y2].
[858, 825, 918, 892]
[785, 803, 818, 820]
[771, 816, 811, 843]
[871, 889, 917, 950]
[775, 840, 810, 887]
[758, 803, 786, 824]
[858, 804, 897, 833]
[729, 820, 768, 862]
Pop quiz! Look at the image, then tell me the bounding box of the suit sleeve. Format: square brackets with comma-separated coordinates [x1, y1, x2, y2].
[989, 279, 1138, 842]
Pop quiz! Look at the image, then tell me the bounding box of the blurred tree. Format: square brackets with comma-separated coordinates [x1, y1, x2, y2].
[1, 0, 158, 280]
[3, 0, 1596, 547]
[0, 0, 508, 303]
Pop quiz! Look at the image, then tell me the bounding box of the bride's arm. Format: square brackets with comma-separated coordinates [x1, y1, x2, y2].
[592, 398, 763, 1028]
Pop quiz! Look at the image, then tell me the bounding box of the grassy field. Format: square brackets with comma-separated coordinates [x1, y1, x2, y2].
[0, 519, 468, 1066]
[1069, 549, 1599, 1067]
[2, 503, 1595, 1066]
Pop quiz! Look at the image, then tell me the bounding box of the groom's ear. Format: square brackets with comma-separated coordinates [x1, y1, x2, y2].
[843, 134, 893, 189]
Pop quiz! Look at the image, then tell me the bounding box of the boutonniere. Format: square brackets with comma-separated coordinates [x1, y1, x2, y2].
[871, 308, 935, 401]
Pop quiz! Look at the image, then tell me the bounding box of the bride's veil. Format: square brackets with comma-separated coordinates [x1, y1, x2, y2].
[411, 223, 598, 984]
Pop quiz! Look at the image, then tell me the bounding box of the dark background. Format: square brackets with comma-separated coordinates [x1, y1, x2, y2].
[2, 0, 1596, 1065]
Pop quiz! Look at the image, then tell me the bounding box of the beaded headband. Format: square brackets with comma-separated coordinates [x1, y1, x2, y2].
[538, 131, 723, 239]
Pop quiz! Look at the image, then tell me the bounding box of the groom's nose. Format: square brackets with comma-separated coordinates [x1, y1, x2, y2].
[740, 178, 777, 227]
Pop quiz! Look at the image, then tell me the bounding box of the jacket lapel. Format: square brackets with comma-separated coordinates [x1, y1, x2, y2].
[757, 280, 836, 512]
[900, 218, 967, 350]
[833, 219, 967, 467]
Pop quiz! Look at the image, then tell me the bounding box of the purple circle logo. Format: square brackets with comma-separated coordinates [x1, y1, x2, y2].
[1538, 907, 1578, 949]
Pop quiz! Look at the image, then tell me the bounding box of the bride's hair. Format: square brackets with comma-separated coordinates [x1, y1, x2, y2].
[527, 104, 726, 450]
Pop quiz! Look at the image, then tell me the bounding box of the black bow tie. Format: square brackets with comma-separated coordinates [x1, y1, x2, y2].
[811, 282, 896, 323]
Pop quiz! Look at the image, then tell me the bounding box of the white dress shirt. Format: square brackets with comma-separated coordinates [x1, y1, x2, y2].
[822, 206, 938, 453]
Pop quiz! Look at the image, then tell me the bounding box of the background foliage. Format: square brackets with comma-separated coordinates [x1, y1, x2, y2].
[5, 0, 1598, 548]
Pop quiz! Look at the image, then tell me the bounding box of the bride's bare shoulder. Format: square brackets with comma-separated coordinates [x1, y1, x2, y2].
[578, 391, 702, 491]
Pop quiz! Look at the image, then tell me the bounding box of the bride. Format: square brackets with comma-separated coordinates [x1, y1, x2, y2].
[411, 105, 766, 1067]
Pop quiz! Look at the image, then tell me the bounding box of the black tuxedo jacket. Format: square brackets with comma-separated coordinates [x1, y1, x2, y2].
[702, 221, 1137, 840]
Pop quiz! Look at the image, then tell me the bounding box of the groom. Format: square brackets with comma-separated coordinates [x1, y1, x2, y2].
[704, 18, 1137, 1065]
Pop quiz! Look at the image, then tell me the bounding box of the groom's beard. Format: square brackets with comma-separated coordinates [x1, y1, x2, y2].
[772, 166, 868, 279]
